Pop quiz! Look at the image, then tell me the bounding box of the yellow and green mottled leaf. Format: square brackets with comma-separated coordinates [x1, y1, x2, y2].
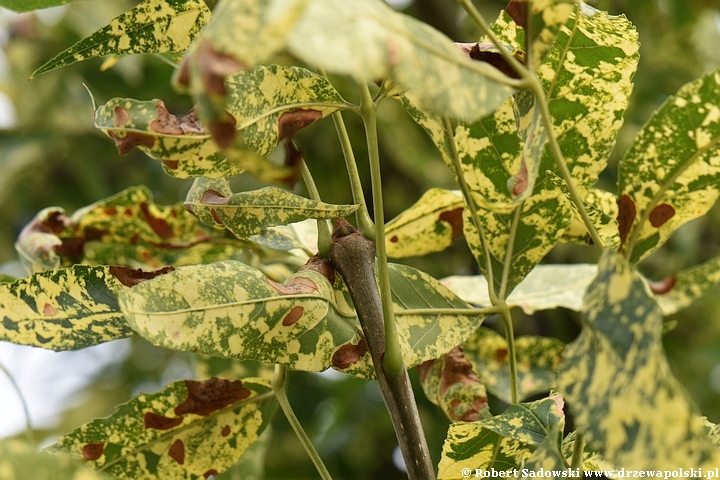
[47, 377, 277, 480]
[418, 346, 490, 422]
[558, 249, 720, 468]
[654, 254, 720, 315]
[520, 421, 566, 478]
[15, 186, 247, 272]
[438, 396, 564, 478]
[454, 4, 637, 294]
[507, 90, 549, 202]
[618, 67, 720, 263]
[345, 264, 489, 378]
[287, 0, 515, 122]
[94, 98, 245, 179]
[550, 173, 620, 247]
[514, 0, 577, 71]
[184, 177, 359, 240]
[0, 265, 141, 350]
[0, 439, 110, 480]
[384, 188, 463, 258]
[462, 327, 564, 404]
[442, 263, 597, 314]
[119, 257, 363, 372]
[31, 0, 210, 78]
[561, 432, 616, 471]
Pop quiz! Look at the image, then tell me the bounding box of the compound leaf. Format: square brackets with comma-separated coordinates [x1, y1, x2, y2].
[558, 249, 720, 468]
[385, 188, 463, 258]
[31, 0, 210, 78]
[618, 67, 720, 263]
[0, 265, 171, 350]
[47, 377, 277, 480]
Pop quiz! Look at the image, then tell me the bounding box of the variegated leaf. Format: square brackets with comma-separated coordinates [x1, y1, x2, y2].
[0, 265, 174, 350]
[0, 0, 80, 12]
[47, 377, 277, 480]
[507, 90, 549, 202]
[455, 4, 637, 294]
[287, 0, 515, 122]
[462, 327, 564, 404]
[442, 263, 598, 314]
[437, 395, 565, 478]
[95, 98, 245, 178]
[15, 186, 245, 272]
[418, 346, 490, 422]
[558, 249, 720, 468]
[31, 0, 210, 78]
[505, 0, 577, 71]
[384, 188, 463, 258]
[618, 67, 720, 263]
[346, 264, 488, 378]
[0, 439, 109, 480]
[550, 172, 620, 247]
[561, 432, 616, 471]
[184, 177, 359, 239]
[654, 254, 720, 316]
[520, 421, 566, 478]
[119, 257, 362, 372]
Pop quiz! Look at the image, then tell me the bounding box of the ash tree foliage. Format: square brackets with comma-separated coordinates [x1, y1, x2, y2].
[1, 0, 720, 478]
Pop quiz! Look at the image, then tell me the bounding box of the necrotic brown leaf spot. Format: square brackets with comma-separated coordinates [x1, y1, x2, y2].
[175, 378, 251, 417]
[438, 207, 464, 240]
[110, 265, 176, 288]
[649, 275, 677, 295]
[139, 202, 174, 239]
[150, 102, 205, 135]
[282, 306, 304, 326]
[456, 397, 488, 422]
[495, 347, 508, 363]
[162, 160, 179, 170]
[417, 359, 437, 384]
[278, 110, 322, 141]
[266, 276, 318, 295]
[617, 194, 637, 246]
[168, 439, 185, 465]
[505, 0, 528, 28]
[208, 118, 237, 150]
[197, 40, 245, 96]
[439, 346, 480, 397]
[332, 339, 368, 369]
[200, 189, 229, 206]
[82, 443, 104, 461]
[43, 303, 57, 317]
[649, 203, 675, 228]
[221, 425, 230, 437]
[390, 235, 399, 243]
[144, 411, 183, 430]
[107, 131, 156, 155]
[204, 470, 219, 479]
[113, 106, 130, 127]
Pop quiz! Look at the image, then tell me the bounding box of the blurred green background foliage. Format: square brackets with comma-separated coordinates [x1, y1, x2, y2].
[0, 0, 718, 478]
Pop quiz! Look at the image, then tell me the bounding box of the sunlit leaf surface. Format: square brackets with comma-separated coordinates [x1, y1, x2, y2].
[558, 249, 720, 468]
[31, 0, 210, 78]
[48, 377, 277, 480]
[385, 188, 463, 258]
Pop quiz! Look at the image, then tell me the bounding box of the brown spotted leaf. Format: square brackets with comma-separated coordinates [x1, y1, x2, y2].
[47, 377, 277, 479]
[31, 0, 210, 78]
[558, 249, 720, 468]
[654, 254, 720, 316]
[438, 395, 565, 477]
[15, 186, 248, 272]
[384, 188, 464, 258]
[0, 439, 110, 480]
[618, 67, 720, 263]
[418, 346, 490, 422]
[0, 265, 141, 350]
